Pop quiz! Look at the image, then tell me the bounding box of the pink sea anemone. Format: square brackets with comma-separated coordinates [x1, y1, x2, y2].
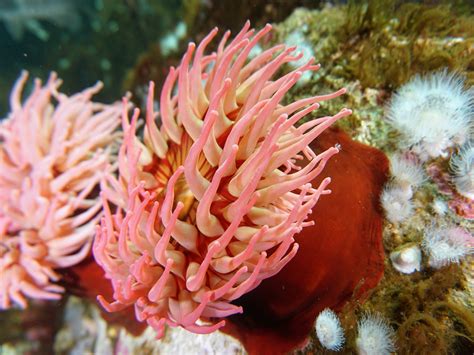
[93, 22, 351, 336]
[0, 72, 121, 309]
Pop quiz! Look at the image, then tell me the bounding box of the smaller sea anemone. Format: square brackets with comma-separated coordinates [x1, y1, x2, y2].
[0, 71, 120, 309]
[380, 184, 414, 223]
[386, 69, 473, 160]
[422, 225, 473, 269]
[388, 153, 425, 199]
[432, 199, 448, 216]
[315, 308, 345, 351]
[356, 313, 396, 355]
[450, 141, 474, 200]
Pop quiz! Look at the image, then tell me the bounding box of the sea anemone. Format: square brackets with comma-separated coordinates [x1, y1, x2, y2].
[0, 72, 121, 309]
[356, 313, 396, 355]
[388, 153, 425, 199]
[450, 141, 474, 200]
[386, 69, 473, 160]
[222, 127, 389, 354]
[422, 225, 473, 268]
[93, 22, 351, 337]
[380, 183, 414, 223]
[315, 308, 345, 351]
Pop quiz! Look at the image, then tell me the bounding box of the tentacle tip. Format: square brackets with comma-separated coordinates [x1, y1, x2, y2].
[167, 258, 175, 266]
[97, 295, 111, 310]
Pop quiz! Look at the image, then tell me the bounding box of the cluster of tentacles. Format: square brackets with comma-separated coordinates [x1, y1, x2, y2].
[93, 22, 351, 336]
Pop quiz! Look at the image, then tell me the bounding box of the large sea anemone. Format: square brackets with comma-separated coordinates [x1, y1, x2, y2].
[0, 72, 121, 309]
[93, 22, 351, 336]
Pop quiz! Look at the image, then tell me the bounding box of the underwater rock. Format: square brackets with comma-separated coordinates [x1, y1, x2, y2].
[222, 127, 389, 354]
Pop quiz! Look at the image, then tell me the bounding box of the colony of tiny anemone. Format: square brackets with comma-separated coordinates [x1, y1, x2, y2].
[93, 22, 350, 337]
[0, 72, 120, 309]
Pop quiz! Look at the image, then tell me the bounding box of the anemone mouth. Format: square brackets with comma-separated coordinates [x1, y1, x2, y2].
[143, 132, 217, 222]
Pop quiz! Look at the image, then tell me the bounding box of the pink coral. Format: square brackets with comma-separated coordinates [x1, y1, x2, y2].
[93, 22, 351, 336]
[0, 72, 121, 309]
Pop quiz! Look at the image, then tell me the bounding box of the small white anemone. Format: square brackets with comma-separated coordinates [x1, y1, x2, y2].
[432, 199, 448, 215]
[356, 313, 396, 355]
[381, 183, 414, 223]
[450, 141, 474, 200]
[389, 153, 425, 198]
[315, 308, 345, 351]
[386, 69, 474, 160]
[422, 225, 473, 268]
